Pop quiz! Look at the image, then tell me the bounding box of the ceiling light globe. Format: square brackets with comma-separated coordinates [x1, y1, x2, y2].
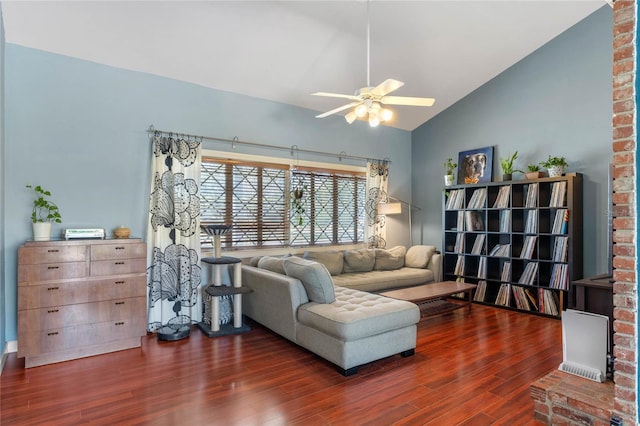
[380, 108, 393, 122]
[369, 115, 380, 127]
[355, 104, 368, 117]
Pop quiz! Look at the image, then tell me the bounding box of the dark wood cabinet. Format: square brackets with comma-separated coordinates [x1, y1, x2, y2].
[18, 239, 147, 368]
[571, 276, 614, 353]
[442, 173, 583, 318]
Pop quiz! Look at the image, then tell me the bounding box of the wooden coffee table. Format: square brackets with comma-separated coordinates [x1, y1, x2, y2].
[380, 281, 477, 317]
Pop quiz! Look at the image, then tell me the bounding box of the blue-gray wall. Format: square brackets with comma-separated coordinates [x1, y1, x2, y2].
[0, 4, 616, 346]
[412, 6, 613, 278]
[1, 45, 411, 342]
[0, 6, 5, 356]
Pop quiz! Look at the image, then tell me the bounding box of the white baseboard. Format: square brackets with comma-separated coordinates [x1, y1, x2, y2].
[1, 340, 17, 375]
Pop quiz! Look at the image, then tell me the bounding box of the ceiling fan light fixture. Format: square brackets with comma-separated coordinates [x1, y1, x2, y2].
[380, 108, 393, 122]
[311, 0, 434, 127]
[355, 104, 368, 117]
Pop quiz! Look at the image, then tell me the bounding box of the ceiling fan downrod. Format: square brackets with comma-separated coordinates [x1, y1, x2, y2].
[366, 0, 371, 88]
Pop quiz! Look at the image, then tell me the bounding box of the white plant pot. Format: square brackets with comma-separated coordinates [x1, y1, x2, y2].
[444, 175, 454, 186]
[548, 166, 565, 177]
[32, 222, 52, 241]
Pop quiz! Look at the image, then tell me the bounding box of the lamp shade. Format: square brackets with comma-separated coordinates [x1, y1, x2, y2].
[378, 202, 402, 215]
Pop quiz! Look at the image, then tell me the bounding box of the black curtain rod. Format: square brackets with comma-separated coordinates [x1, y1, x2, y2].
[147, 125, 390, 164]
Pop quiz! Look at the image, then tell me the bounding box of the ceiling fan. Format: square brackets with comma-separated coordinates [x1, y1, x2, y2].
[312, 1, 435, 127]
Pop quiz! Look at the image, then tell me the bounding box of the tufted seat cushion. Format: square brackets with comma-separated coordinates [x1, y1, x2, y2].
[297, 286, 420, 341]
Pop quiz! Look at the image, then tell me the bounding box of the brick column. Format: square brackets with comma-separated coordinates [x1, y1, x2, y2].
[612, 1, 638, 424]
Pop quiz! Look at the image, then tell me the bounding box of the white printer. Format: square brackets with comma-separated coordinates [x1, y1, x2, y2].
[64, 228, 105, 240]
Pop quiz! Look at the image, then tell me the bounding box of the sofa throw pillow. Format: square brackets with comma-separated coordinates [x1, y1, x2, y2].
[405, 245, 436, 269]
[303, 250, 344, 276]
[343, 248, 375, 273]
[284, 257, 336, 304]
[249, 256, 262, 267]
[257, 256, 286, 275]
[374, 246, 407, 271]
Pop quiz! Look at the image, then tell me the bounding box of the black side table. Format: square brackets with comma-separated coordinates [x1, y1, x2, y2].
[571, 276, 614, 354]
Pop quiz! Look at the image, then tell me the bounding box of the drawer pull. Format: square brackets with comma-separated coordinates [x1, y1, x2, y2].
[115, 247, 125, 250]
[47, 266, 59, 270]
[47, 309, 59, 314]
[47, 249, 59, 253]
[115, 261, 125, 265]
[115, 301, 125, 305]
[47, 287, 59, 291]
[115, 281, 125, 285]
[115, 321, 125, 326]
[47, 332, 59, 336]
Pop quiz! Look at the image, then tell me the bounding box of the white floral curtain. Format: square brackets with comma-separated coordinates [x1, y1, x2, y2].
[366, 159, 389, 248]
[146, 133, 202, 336]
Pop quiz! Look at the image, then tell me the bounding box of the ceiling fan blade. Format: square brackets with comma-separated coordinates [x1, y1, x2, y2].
[380, 95, 436, 107]
[370, 79, 404, 97]
[315, 101, 362, 118]
[311, 92, 360, 101]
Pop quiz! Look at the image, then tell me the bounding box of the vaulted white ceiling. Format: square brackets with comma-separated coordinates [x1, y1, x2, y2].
[2, 1, 607, 131]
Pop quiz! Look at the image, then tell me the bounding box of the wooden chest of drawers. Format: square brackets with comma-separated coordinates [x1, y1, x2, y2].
[17, 239, 147, 368]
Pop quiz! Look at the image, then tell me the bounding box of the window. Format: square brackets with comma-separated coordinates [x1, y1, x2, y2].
[200, 155, 366, 249]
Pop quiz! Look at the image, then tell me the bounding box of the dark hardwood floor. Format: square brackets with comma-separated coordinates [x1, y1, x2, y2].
[1, 304, 559, 425]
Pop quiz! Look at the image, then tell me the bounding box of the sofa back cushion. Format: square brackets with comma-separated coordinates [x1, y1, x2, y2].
[343, 248, 375, 273]
[284, 257, 336, 304]
[257, 256, 287, 275]
[374, 246, 407, 271]
[405, 245, 437, 268]
[303, 250, 344, 276]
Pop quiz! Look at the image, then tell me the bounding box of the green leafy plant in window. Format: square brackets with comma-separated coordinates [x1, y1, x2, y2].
[291, 185, 307, 226]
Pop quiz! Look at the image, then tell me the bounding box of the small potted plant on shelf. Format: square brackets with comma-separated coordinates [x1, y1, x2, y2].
[540, 155, 568, 177]
[26, 184, 62, 241]
[524, 163, 544, 180]
[443, 158, 457, 187]
[500, 151, 518, 181]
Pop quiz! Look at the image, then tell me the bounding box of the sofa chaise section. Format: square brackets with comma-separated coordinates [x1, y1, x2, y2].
[241, 264, 420, 375]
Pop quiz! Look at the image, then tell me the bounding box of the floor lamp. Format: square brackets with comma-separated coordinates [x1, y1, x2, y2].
[378, 196, 421, 246]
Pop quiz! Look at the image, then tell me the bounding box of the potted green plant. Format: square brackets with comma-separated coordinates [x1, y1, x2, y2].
[443, 158, 457, 187]
[291, 185, 307, 226]
[540, 155, 568, 177]
[524, 163, 544, 180]
[500, 151, 518, 181]
[26, 184, 62, 241]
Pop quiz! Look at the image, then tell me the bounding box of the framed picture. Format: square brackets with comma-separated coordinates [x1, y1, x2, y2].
[457, 146, 494, 184]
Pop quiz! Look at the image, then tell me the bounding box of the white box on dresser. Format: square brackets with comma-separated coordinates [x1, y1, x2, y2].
[17, 238, 147, 368]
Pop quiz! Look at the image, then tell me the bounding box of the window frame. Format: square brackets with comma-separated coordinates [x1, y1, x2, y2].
[200, 149, 366, 253]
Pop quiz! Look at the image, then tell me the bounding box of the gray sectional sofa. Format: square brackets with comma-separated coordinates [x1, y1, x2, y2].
[241, 245, 442, 375]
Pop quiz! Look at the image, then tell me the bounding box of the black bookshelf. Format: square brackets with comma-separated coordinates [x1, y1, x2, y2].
[442, 173, 583, 318]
